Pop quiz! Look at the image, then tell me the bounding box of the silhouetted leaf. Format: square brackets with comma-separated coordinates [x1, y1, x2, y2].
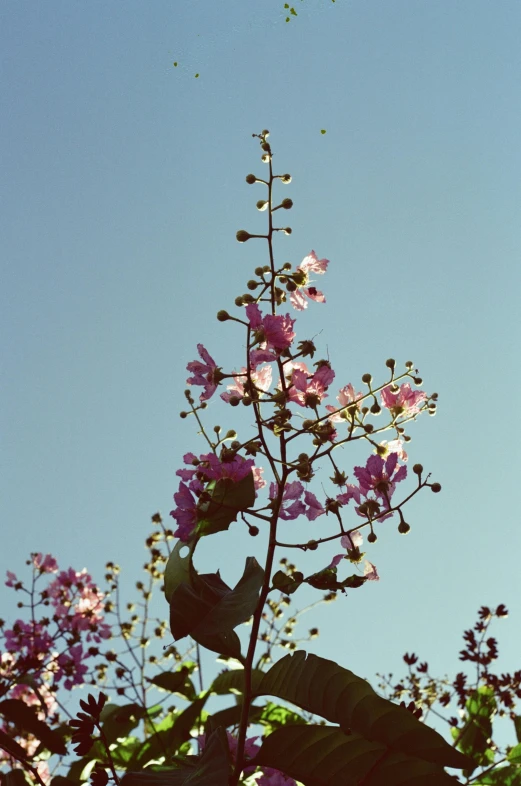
[148, 669, 197, 701]
[251, 725, 461, 786]
[0, 699, 66, 755]
[256, 652, 471, 770]
[197, 473, 255, 536]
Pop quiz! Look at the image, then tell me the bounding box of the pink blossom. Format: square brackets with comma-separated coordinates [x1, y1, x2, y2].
[269, 481, 306, 520]
[221, 365, 272, 403]
[186, 344, 222, 402]
[381, 383, 427, 417]
[55, 645, 89, 690]
[304, 491, 325, 521]
[341, 530, 363, 550]
[336, 484, 363, 507]
[249, 348, 279, 368]
[246, 304, 296, 352]
[288, 365, 335, 409]
[376, 439, 408, 462]
[170, 481, 199, 542]
[289, 250, 329, 312]
[326, 383, 363, 423]
[364, 561, 379, 581]
[32, 553, 58, 573]
[258, 769, 297, 786]
[47, 569, 111, 642]
[198, 453, 254, 483]
[5, 571, 18, 587]
[354, 453, 407, 502]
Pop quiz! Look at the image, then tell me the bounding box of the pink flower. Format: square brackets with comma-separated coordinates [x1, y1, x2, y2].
[186, 344, 222, 402]
[170, 481, 199, 542]
[47, 569, 111, 642]
[269, 481, 306, 520]
[381, 383, 426, 417]
[289, 251, 329, 312]
[32, 553, 58, 573]
[5, 571, 18, 588]
[288, 365, 335, 409]
[326, 383, 363, 423]
[55, 645, 88, 690]
[329, 531, 363, 568]
[197, 452, 254, 483]
[246, 304, 296, 352]
[354, 453, 407, 502]
[258, 769, 297, 786]
[221, 365, 272, 403]
[364, 561, 379, 581]
[376, 438, 408, 462]
[304, 491, 325, 521]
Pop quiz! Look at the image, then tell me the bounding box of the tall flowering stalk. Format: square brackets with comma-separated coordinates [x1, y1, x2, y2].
[160, 131, 464, 786]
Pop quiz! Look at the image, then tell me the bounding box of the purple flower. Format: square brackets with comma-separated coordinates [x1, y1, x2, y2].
[269, 481, 306, 520]
[381, 383, 426, 417]
[289, 250, 329, 312]
[354, 453, 407, 502]
[246, 304, 296, 352]
[304, 491, 325, 521]
[186, 344, 222, 402]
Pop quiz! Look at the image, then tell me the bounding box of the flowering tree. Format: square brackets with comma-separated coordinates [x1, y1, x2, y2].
[3, 131, 517, 786]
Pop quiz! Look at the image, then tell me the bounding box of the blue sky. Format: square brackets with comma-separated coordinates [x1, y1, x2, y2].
[2, 0, 520, 734]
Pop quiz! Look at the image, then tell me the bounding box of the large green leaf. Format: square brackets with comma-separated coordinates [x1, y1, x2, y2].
[255, 651, 471, 770]
[0, 699, 67, 755]
[197, 473, 256, 536]
[122, 727, 230, 786]
[204, 703, 265, 734]
[258, 701, 307, 730]
[452, 686, 496, 773]
[164, 539, 197, 604]
[210, 667, 264, 696]
[251, 725, 460, 786]
[509, 744, 521, 764]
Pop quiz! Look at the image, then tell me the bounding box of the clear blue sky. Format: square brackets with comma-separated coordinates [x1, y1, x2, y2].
[2, 0, 520, 723]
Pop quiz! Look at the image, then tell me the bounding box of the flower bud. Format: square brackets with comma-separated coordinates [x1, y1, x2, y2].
[236, 230, 251, 242]
[363, 423, 374, 433]
[261, 142, 270, 152]
[430, 482, 441, 493]
[179, 411, 187, 419]
[245, 174, 257, 184]
[283, 227, 292, 235]
[247, 280, 259, 290]
[280, 174, 292, 184]
[261, 153, 271, 163]
[413, 377, 423, 385]
[256, 200, 269, 211]
[262, 129, 270, 137]
[286, 280, 297, 292]
[362, 373, 372, 384]
[226, 430, 237, 440]
[229, 396, 240, 407]
[370, 402, 381, 415]
[367, 531, 377, 543]
[235, 296, 244, 307]
[262, 265, 270, 273]
[412, 464, 423, 475]
[398, 521, 411, 534]
[217, 310, 230, 321]
[242, 396, 252, 406]
[242, 294, 254, 303]
[281, 198, 293, 209]
[254, 267, 264, 277]
[307, 540, 318, 551]
[385, 358, 396, 369]
[405, 361, 414, 369]
[309, 628, 319, 638]
[249, 526, 259, 536]
[213, 425, 221, 433]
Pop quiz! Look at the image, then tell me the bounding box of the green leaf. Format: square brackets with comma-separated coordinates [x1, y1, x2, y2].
[100, 703, 146, 746]
[110, 736, 142, 767]
[509, 743, 521, 764]
[259, 701, 307, 730]
[0, 699, 67, 755]
[125, 713, 178, 770]
[272, 570, 303, 594]
[251, 725, 459, 786]
[122, 727, 231, 786]
[148, 669, 197, 701]
[204, 703, 264, 733]
[210, 667, 264, 696]
[164, 539, 197, 604]
[166, 696, 209, 755]
[473, 764, 521, 785]
[197, 473, 255, 537]
[170, 557, 263, 659]
[452, 686, 496, 772]
[256, 651, 471, 770]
